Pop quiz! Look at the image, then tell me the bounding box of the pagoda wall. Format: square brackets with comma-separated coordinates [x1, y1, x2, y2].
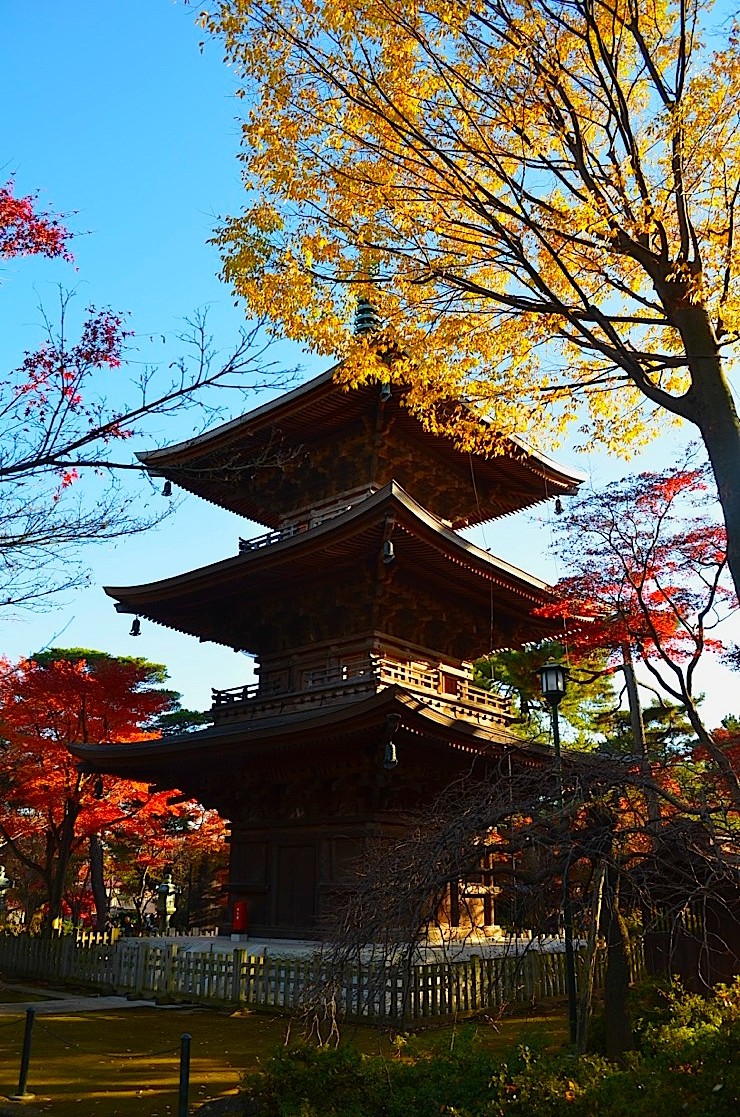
[228, 822, 409, 937]
[237, 407, 513, 530]
[217, 721, 500, 939]
[210, 553, 521, 667]
[259, 421, 376, 528]
[373, 419, 509, 527]
[227, 565, 376, 655]
[374, 566, 518, 661]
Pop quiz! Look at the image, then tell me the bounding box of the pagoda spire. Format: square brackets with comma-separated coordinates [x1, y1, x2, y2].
[354, 294, 382, 336]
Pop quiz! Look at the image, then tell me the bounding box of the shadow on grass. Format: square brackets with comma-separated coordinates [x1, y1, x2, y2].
[0, 994, 569, 1116]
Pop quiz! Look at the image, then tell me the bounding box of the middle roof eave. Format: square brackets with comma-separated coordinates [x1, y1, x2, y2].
[105, 482, 555, 647]
[69, 686, 553, 780]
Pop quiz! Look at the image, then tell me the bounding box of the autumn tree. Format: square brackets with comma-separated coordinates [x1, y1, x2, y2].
[0, 648, 224, 928]
[0, 182, 71, 261]
[540, 459, 739, 806]
[99, 800, 227, 929]
[199, 0, 740, 599]
[0, 180, 293, 608]
[538, 461, 737, 1043]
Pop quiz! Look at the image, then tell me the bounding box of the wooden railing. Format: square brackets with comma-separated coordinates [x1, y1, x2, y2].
[239, 523, 304, 552]
[212, 681, 261, 705]
[212, 657, 513, 726]
[238, 497, 370, 554]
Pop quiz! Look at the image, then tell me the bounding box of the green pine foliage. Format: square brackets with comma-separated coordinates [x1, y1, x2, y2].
[474, 641, 616, 750]
[599, 698, 697, 760]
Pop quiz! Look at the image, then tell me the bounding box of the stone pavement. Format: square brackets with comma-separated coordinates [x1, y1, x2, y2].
[0, 982, 156, 1014]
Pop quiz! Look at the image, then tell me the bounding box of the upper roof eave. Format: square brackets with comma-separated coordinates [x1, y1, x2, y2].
[137, 365, 585, 507]
[137, 365, 341, 469]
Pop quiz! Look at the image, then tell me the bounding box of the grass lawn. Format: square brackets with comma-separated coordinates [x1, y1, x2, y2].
[0, 992, 569, 1116]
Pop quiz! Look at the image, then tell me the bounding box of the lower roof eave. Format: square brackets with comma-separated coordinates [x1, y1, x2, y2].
[68, 686, 555, 780]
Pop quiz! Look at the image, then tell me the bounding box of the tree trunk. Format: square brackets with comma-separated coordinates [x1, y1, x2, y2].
[132, 867, 150, 925]
[576, 858, 605, 1053]
[673, 305, 740, 605]
[697, 411, 740, 607]
[662, 319, 740, 809]
[89, 833, 109, 931]
[602, 867, 633, 1064]
[45, 800, 80, 930]
[620, 645, 661, 830]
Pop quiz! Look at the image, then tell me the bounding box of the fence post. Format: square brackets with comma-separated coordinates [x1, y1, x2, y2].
[11, 1008, 36, 1101]
[470, 954, 480, 1013]
[134, 943, 148, 996]
[164, 943, 178, 998]
[178, 1032, 191, 1117]
[112, 937, 124, 992]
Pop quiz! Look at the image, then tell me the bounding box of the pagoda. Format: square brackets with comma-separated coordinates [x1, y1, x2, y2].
[73, 367, 584, 939]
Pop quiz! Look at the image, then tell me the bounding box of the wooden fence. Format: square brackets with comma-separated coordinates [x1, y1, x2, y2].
[0, 932, 627, 1023]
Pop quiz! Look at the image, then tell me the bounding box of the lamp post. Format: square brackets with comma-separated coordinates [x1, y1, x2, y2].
[537, 661, 578, 1045]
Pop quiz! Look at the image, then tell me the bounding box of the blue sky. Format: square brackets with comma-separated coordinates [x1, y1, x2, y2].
[1, 0, 300, 703]
[1, 1, 736, 725]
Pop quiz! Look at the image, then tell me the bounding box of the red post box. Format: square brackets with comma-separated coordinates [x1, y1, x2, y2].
[232, 900, 248, 934]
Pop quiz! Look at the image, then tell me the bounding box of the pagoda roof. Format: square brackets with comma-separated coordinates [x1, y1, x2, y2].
[70, 686, 553, 787]
[139, 366, 584, 528]
[105, 481, 560, 653]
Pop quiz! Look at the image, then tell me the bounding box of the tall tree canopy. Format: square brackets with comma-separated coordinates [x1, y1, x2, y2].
[540, 461, 739, 804]
[200, 0, 740, 596]
[0, 648, 224, 926]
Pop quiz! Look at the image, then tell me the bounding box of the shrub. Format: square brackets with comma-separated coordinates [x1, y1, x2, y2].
[239, 1031, 500, 1117]
[237, 985, 740, 1117]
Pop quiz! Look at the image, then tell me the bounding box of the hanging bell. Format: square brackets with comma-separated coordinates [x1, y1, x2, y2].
[383, 740, 398, 770]
[129, 618, 141, 637]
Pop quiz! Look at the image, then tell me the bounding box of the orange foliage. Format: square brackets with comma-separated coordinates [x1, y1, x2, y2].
[539, 464, 731, 666]
[0, 650, 224, 923]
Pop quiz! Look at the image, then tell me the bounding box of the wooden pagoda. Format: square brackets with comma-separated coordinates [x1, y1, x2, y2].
[73, 367, 584, 939]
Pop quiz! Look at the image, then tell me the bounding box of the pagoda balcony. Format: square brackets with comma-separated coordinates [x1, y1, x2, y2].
[210, 656, 515, 730]
[238, 489, 375, 553]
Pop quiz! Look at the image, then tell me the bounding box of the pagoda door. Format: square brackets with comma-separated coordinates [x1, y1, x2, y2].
[276, 845, 317, 931]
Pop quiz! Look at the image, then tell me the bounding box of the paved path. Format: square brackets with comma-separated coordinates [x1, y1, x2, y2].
[0, 982, 156, 1015]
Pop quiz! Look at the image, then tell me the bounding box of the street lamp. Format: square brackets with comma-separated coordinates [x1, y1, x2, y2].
[538, 661, 568, 707]
[537, 660, 578, 1046]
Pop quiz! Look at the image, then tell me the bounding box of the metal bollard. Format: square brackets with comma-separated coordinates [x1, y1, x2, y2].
[178, 1031, 191, 1117]
[12, 1007, 36, 1100]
